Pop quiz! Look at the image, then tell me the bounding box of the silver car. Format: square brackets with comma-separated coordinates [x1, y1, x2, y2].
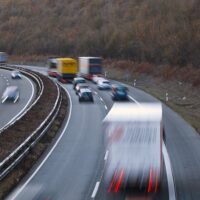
[11, 70, 22, 79]
[97, 79, 111, 90]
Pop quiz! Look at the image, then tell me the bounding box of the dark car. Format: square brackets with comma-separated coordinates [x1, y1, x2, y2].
[78, 88, 94, 102]
[75, 83, 89, 95]
[111, 84, 128, 101]
[1, 86, 20, 103]
[73, 77, 86, 89]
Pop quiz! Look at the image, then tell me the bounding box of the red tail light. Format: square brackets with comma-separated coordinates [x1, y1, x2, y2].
[114, 169, 124, 193]
[108, 170, 117, 193]
[147, 168, 153, 193]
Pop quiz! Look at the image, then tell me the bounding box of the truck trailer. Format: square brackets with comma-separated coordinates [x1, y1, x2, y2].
[78, 57, 102, 80]
[0, 52, 8, 65]
[103, 103, 163, 193]
[56, 58, 77, 83]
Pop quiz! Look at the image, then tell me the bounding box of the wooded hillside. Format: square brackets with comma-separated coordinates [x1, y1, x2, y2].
[0, 0, 200, 67]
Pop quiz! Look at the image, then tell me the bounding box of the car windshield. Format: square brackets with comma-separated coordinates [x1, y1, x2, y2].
[82, 92, 92, 97]
[116, 86, 126, 92]
[103, 81, 110, 84]
[77, 79, 85, 83]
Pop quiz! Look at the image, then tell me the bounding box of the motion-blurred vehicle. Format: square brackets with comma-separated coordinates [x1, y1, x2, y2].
[103, 103, 163, 193]
[0, 52, 8, 65]
[11, 70, 22, 79]
[56, 58, 77, 83]
[111, 84, 128, 101]
[48, 58, 58, 77]
[75, 83, 89, 95]
[1, 86, 20, 103]
[78, 88, 94, 102]
[73, 77, 86, 89]
[97, 79, 111, 90]
[79, 57, 103, 80]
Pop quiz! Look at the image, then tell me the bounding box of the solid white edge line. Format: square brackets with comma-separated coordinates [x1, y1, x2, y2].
[91, 181, 100, 199]
[7, 86, 72, 200]
[128, 95, 176, 200]
[104, 150, 109, 161]
[163, 142, 176, 200]
[0, 75, 35, 130]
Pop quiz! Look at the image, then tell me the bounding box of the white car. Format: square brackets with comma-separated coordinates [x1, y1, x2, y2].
[11, 70, 22, 79]
[97, 79, 111, 90]
[1, 86, 20, 103]
[92, 75, 104, 84]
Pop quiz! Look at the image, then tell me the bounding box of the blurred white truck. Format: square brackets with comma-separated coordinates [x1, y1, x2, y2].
[78, 57, 102, 80]
[103, 103, 163, 193]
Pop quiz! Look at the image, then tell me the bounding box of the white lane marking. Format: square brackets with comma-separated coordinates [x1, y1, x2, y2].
[91, 181, 100, 199]
[104, 105, 108, 110]
[104, 150, 109, 161]
[94, 91, 97, 95]
[0, 75, 35, 131]
[1, 96, 8, 103]
[128, 95, 141, 106]
[128, 95, 176, 200]
[100, 97, 103, 101]
[163, 142, 176, 200]
[7, 86, 72, 200]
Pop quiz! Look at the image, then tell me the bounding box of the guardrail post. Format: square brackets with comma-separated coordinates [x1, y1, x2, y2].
[166, 92, 169, 102]
[134, 79, 136, 87]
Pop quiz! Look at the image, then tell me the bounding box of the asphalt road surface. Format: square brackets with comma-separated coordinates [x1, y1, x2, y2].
[0, 68, 35, 130]
[6, 66, 200, 200]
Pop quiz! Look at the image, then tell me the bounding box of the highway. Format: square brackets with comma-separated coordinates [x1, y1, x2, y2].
[0, 68, 35, 130]
[6, 66, 200, 200]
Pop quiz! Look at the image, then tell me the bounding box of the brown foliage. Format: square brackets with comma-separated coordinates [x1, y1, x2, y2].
[0, 0, 200, 68]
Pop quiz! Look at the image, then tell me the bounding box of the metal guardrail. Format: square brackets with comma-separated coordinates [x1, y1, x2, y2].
[0, 66, 62, 180]
[0, 65, 44, 134]
[0, 83, 62, 180]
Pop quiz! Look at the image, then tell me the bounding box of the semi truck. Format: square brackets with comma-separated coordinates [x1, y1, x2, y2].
[103, 103, 163, 193]
[47, 58, 58, 77]
[78, 57, 102, 80]
[0, 52, 8, 65]
[56, 58, 77, 83]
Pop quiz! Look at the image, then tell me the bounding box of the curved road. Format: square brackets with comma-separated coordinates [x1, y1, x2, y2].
[0, 68, 35, 130]
[6, 66, 200, 200]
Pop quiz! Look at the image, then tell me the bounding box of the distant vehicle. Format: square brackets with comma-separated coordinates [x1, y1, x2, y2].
[75, 83, 89, 95]
[11, 70, 22, 79]
[56, 58, 78, 83]
[0, 52, 8, 65]
[78, 88, 94, 102]
[73, 77, 86, 89]
[97, 79, 111, 90]
[1, 86, 20, 103]
[79, 57, 103, 80]
[111, 84, 128, 101]
[103, 103, 163, 193]
[92, 75, 104, 84]
[48, 58, 58, 77]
